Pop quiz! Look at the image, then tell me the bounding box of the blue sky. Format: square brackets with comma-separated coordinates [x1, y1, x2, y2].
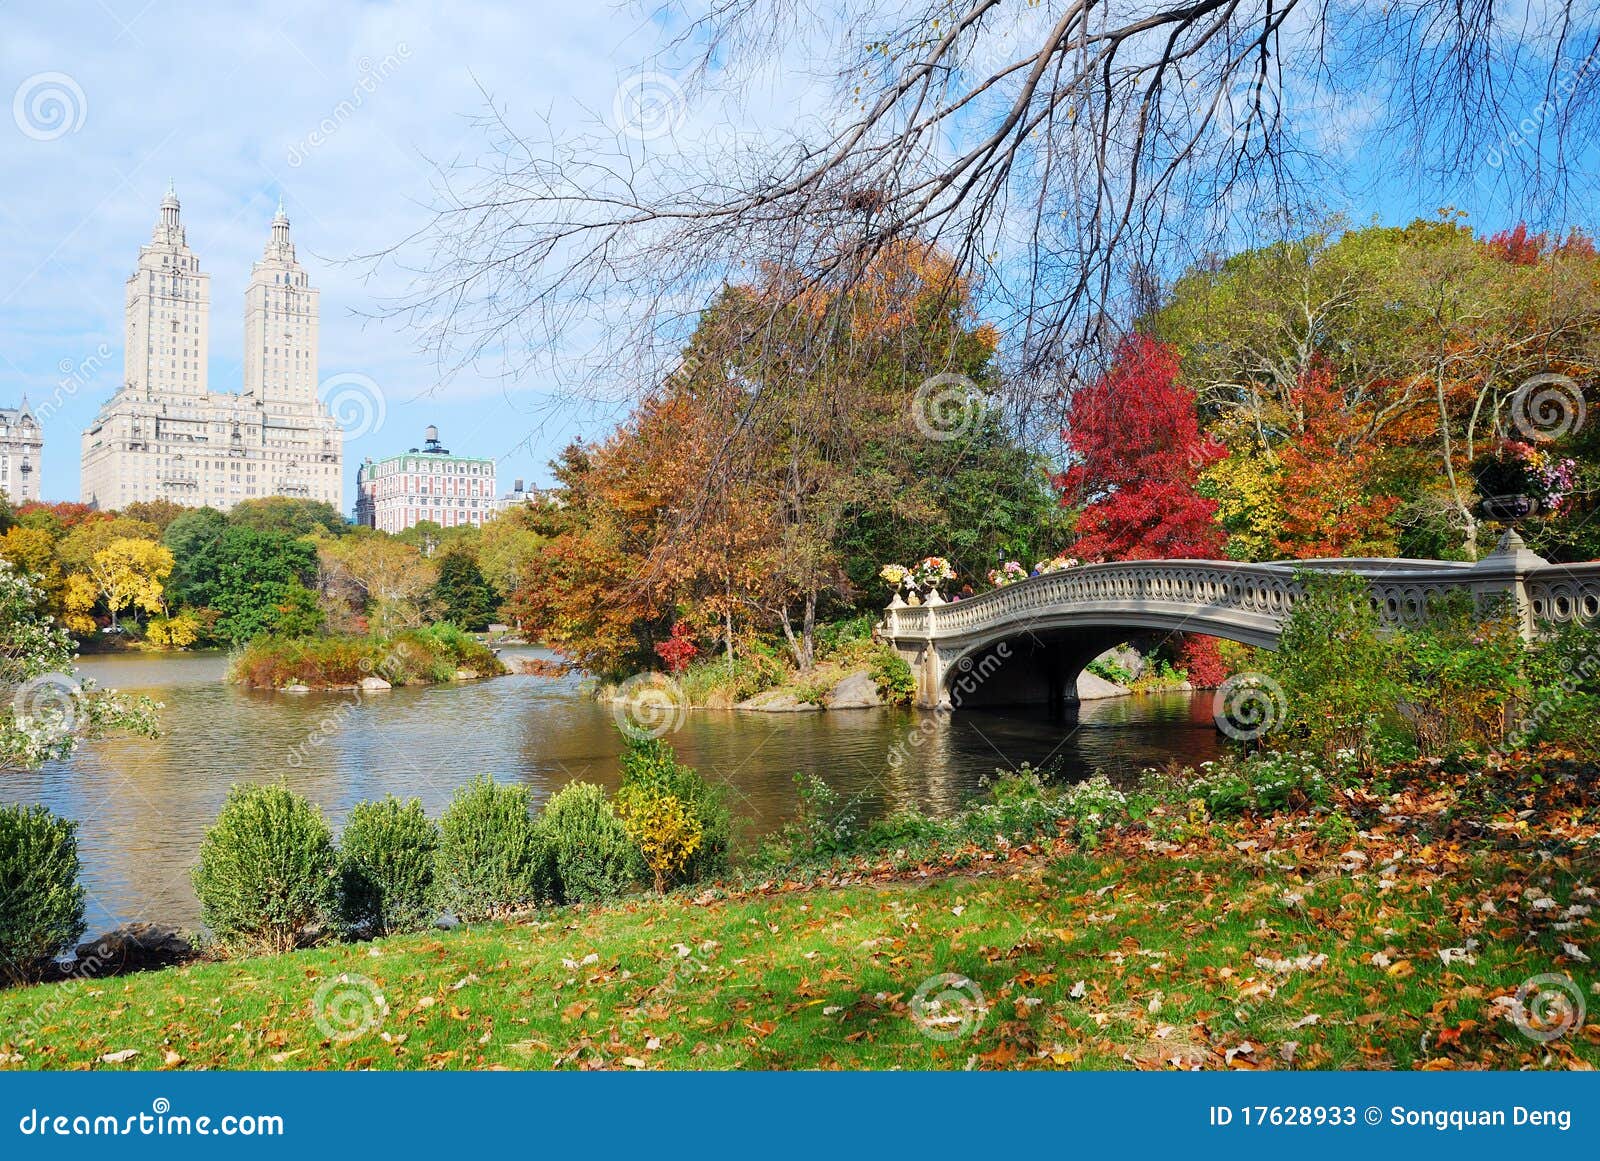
[2, 1, 1592, 511]
[0, 0, 758, 508]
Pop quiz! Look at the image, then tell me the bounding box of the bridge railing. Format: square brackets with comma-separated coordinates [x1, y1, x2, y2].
[882, 542, 1600, 645]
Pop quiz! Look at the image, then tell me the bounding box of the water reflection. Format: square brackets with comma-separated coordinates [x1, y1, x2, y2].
[1, 649, 1223, 931]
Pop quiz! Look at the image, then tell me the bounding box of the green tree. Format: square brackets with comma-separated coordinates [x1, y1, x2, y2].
[172, 525, 321, 642]
[431, 547, 497, 630]
[161, 507, 230, 608]
[228, 497, 348, 539]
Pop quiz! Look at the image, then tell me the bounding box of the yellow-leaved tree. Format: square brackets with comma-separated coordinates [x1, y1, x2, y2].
[87, 538, 174, 630]
[62, 573, 99, 636]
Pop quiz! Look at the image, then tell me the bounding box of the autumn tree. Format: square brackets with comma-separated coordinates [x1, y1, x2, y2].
[1156, 217, 1600, 561]
[1271, 369, 1403, 558]
[477, 506, 548, 603]
[1057, 336, 1225, 562]
[317, 530, 436, 633]
[511, 240, 1030, 676]
[86, 538, 174, 630]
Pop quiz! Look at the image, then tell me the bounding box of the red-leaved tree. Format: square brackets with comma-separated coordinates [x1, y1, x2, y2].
[1056, 336, 1230, 687]
[1056, 335, 1226, 562]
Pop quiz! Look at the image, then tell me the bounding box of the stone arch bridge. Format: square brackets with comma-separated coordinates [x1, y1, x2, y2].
[878, 533, 1600, 710]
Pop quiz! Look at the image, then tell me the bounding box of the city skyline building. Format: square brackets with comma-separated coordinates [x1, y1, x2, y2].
[79, 188, 343, 512]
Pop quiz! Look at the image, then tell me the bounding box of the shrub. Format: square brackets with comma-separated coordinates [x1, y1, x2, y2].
[1182, 752, 1335, 818]
[815, 614, 876, 658]
[0, 803, 86, 983]
[229, 626, 507, 689]
[1057, 773, 1129, 847]
[1264, 571, 1404, 770]
[435, 776, 553, 921]
[616, 734, 730, 886]
[540, 782, 643, 903]
[1178, 635, 1229, 688]
[338, 797, 440, 937]
[678, 652, 787, 705]
[1522, 624, 1600, 756]
[615, 787, 703, 893]
[192, 784, 337, 955]
[868, 648, 916, 705]
[1397, 592, 1523, 756]
[1086, 656, 1135, 685]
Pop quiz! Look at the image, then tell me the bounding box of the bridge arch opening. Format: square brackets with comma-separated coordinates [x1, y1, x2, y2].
[940, 622, 1275, 712]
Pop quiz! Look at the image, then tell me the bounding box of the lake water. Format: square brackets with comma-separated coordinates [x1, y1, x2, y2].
[3, 649, 1225, 932]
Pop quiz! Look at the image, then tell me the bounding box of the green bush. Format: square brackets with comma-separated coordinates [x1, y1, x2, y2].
[959, 765, 1074, 845]
[618, 735, 730, 885]
[192, 784, 337, 955]
[1398, 592, 1522, 756]
[1519, 624, 1600, 756]
[1086, 656, 1135, 685]
[338, 797, 440, 936]
[229, 625, 507, 689]
[540, 782, 643, 903]
[436, 776, 553, 920]
[786, 773, 862, 859]
[815, 614, 877, 658]
[1056, 773, 1129, 847]
[1264, 571, 1404, 770]
[0, 803, 86, 983]
[868, 648, 916, 705]
[1179, 752, 1337, 818]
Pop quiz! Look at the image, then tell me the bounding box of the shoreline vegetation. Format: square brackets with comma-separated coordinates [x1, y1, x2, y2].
[1, 742, 1594, 1070]
[228, 623, 507, 690]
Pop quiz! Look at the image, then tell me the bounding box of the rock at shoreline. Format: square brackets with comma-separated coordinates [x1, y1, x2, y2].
[1076, 670, 1130, 700]
[736, 690, 824, 713]
[454, 668, 482, 681]
[824, 670, 882, 710]
[280, 683, 312, 693]
[360, 675, 393, 691]
[68, 924, 193, 976]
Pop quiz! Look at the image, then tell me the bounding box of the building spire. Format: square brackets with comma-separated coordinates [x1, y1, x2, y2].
[159, 181, 180, 231]
[270, 193, 290, 248]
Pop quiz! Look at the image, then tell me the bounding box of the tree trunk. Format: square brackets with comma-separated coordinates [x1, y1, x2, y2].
[800, 590, 816, 672]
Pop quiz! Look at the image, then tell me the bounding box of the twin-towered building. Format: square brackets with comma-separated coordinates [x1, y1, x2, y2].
[79, 187, 344, 511]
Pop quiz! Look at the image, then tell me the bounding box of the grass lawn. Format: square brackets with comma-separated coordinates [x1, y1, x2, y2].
[2, 820, 1595, 1070]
